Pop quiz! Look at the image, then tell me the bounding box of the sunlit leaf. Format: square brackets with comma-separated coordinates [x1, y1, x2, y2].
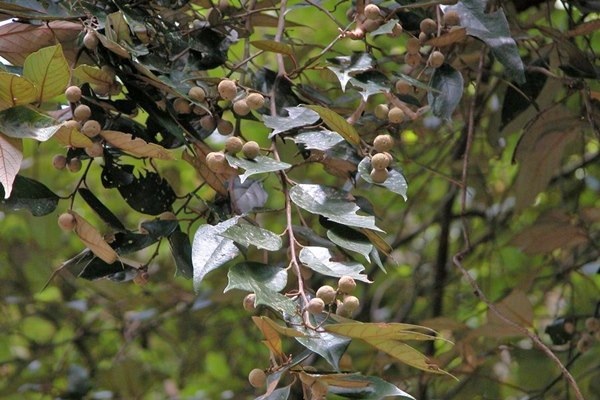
[427, 64, 464, 120]
[70, 210, 119, 264]
[264, 106, 320, 137]
[370, 19, 400, 36]
[0, 175, 58, 216]
[259, 316, 306, 338]
[22, 44, 69, 101]
[225, 154, 291, 183]
[293, 129, 344, 151]
[252, 316, 285, 362]
[0, 133, 22, 198]
[299, 246, 371, 282]
[73, 64, 115, 92]
[358, 157, 408, 200]
[100, 130, 174, 160]
[221, 223, 282, 251]
[305, 105, 360, 146]
[0, 72, 37, 110]
[53, 123, 94, 148]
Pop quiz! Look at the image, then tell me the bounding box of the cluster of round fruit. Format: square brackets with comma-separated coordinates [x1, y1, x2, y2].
[368, 134, 394, 184]
[576, 317, 600, 353]
[205, 137, 261, 174]
[309, 275, 360, 318]
[343, 3, 402, 39]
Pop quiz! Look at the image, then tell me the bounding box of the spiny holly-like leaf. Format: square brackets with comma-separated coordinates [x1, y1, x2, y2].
[0, 72, 37, 110]
[0, 106, 60, 141]
[349, 71, 389, 101]
[255, 287, 298, 315]
[225, 154, 291, 183]
[69, 210, 119, 264]
[447, 0, 525, 83]
[22, 44, 69, 101]
[370, 19, 400, 36]
[192, 217, 241, 291]
[324, 322, 454, 377]
[100, 130, 174, 160]
[327, 229, 373, 262]
[427, 64, 464, 121]
[53, 123, 94, 148]
[301, 372, 415, 399]
[221, 223, 282, 251]
[73, 64, 115, 92]
[305, 105, 360, 146]
[0, 133, 22, 199]
[251, 40, 294, 57]
[0, 175, 59, 216]
[299, 246, 371, 282]
[290, 184, 383, 231]
[293, 129, 344, 151]
[225, 262, 287, 293]
[264, 106, 320, 137]
[327, 52, 375, 91]
[358, 157, 408, 200]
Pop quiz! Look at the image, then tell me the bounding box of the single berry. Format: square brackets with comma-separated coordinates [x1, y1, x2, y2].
[429, 50, 445, 68]
[338, 276, 357, 294]
[248, 368, 267, 388]
[404, 52, 422, 67]
[370, 168, 388, 183]
[371, 153, 390, 170]
[68, 158, 82, 173]
[388, 107, 405, 124]
[52, 154, 67, 170]
[173, 98, 192, 114]
[217, 119, 234, 136]
[63, 120, 81, 130]
[233, 99, 251, 116]
[188, 86, 206, 102]
[133, 271, 149, 286]
[443, 10, 460, 26]
[217, 79, 237, 100]
[81, 120, 101, 137]
[316, 285, 337, 304]
[58, 212, 76, 231]
[84, 142, 103, 158]
[418, 31, 429, 43]
[374, 104, 389, 120]
[577, 333, 594, 353]
[65, 86, 82, 103]
[192, 105, 208, 116]
[395, 80, 412, 95]
[225, 136, 244, 154]
[363, 18, 381, 33]
[206, 151, 227, 173]
[342, 295, 360, 313]
[83, 31, 99, 50]
[73, 104, 92, 122]
[364, 4, 381, 20]
[373, 134, 394, 152]
[420, 18, 437, 35]
[242, 141, 260, 159]
[245, 93, 265, 109]
[585, 317, 600, 333]
[307, 298, 325, 314]
[243, 293, 256, 312]
[406, 37, 421, 53]
[200, 115, 217, 131]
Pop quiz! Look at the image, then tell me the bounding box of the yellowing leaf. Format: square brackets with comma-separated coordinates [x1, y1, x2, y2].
[251, 40, 293, 57]
[305, 105, 360, 146]
[106, 12, 132, 45]
[0, 132, 23, 198]
[100, 130, 174, 160]
[73, 65, 114, 90]
[69, 210, 118, 264]
[0, 72, 37, 110]
[53, 124, 94, 148]
[252, 316, 286, 363]
[23, 44, 69, 102]
[259, 316, 306, 338]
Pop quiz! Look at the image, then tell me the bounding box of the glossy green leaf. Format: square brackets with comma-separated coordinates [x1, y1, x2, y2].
[225, 154, 291, 183]
[349, 71, 389, 101]
[0, 72, 37, 110]
[290, 184, 383, 231]
[256, 287, 298, 315]
[327, 52, 375, 91]
[448, 0, 525, 83]
[221, 223, 282, 251]
[192, 217, 241, 291]
[305, 105, 360, 146]
[22, 44, 69, 101]
[264, 106, 320, 137]
[427, 64, 464, 121]
[296, 329, 351, 371]
[168, 231, 193, 279]
[0, 106, 60, 141]
[358, 157, 408, 200]
[225, 262, 287, 293]
[327, 229, 373, 262]
[306, 373, 415, 399]
[299, 246, 371, 282]
[0, 175, 58, 216]
[293, 129, 344, 151]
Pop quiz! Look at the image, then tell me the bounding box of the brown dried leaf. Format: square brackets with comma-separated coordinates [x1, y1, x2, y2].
[70, 210, 118, 264]
[425, 27, 467, 47]
[0, 72, 37, 110]
[100, 130, 174, 160]
[182, 141, 228, 196]
[252, 316, 285, 362]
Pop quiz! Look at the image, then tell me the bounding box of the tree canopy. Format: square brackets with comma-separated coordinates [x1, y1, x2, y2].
[0, 0, 599, 399]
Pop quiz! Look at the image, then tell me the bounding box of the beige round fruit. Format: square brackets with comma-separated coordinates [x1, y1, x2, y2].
[84, 142, 104, 158]
[373, 134, 394, 152]
[364, 4, 381, 20]
[206, 151, 227, 173]
[577, 333, 594, 353]
[342, 295, 360, 313]
[404, 52, 422, 67]
[388, 107, 405, 124]
[429, 50, 445, 68]
[81, 120, 101, 137]
[65, 86, 82, 103]
[73, 104, 92, 122]
[335, 302, 351, 317]
[389, 23, 403, 37]
[338, 276, 356, 294]
[217, 119, 234, 136]
[173, 98, 192, 114]
[420, 18, 437, 35]
[217, 79, 237, 100]
[363, 18, 381, 32]
[68, 158, 82, 173]
[225, 136, 244, 154]
[58, 212, 76, 231]
[63, 119, 81, 130]
[371, 153, 390, 170]
[316, 285, 337, 304]
[188, 86, 206, 102]
[200, 115, 217, 131]
[248, 368, 267, 388]
[374, 104, 389, 120]
[242, 141, 260, 159]
[83, 31, 99, 50]
[370, 168, 388, 183]
[406, 37, 421, 53]
[443, 10, 460, 26]
[52, 154, 67, 170]
[395, 80, 412, 95]
[307, 298, 325, 314]
[245, 93, 265, 110]
[233, 99, 251, 116]
[243, 293, 257, 312]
